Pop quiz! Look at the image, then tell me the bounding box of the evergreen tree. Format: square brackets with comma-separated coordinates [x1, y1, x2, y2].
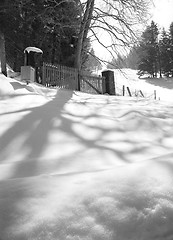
[0, 0, 81, 70]
[137, 21, 159, 77]
[169, 22, 173, 76]
[159, 28, 172, 76]
[40, 0, 80, 66]
[158, 23, 173, 77]
[0, 31, 7, 76]
[0, 0, 151, 73]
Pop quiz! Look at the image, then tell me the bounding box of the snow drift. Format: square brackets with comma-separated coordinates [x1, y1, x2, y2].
[1, 72, 173, 240]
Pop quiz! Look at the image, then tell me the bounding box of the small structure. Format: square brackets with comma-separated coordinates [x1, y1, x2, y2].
[21, 47, 43, 83]
[102, 70, 115, 95]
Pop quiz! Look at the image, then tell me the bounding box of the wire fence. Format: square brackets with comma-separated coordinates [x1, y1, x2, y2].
[115, 85, 158, 100]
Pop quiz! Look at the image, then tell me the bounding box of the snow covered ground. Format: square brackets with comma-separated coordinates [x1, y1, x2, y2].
[114, 68, 173, 102]
[1, 69, 173, 240]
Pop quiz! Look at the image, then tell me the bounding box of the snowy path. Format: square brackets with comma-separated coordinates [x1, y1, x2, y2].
[1, 72, 173, 240]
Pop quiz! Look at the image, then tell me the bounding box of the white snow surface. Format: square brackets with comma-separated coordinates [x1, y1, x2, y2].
[114, 68, 173, 102]
[1, 70, 173, 240]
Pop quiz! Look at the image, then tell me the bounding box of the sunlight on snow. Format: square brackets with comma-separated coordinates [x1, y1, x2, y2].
[1, 71, 173, 239]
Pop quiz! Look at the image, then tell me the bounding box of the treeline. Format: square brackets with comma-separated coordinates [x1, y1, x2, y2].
[0, 0, 101, 72]
[0, 1, 154, 76]
[108, 21, 173, 78]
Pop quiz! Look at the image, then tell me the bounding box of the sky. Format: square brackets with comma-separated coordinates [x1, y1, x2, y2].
[152, 0, 173, 29]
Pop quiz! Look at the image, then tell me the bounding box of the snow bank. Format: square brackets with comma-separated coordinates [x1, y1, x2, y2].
[1, 73, 173, 240]
[0, 74, 14, 95]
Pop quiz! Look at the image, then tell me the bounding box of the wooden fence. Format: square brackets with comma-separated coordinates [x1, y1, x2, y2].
[41, 64, 159, 100]
[42, 62, 78, 90]
[42, 63, 106, 94]
[79, 73, 105, 94]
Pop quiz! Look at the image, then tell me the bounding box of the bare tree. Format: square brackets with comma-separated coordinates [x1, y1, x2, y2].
[0, 0, 151, 78]
[74, 0, 152, 71]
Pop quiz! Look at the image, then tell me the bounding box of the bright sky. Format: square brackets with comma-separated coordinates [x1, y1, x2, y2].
[152, 0, 173, 29]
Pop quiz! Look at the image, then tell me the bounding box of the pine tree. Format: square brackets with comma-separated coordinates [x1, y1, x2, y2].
[159, 28, 171, 76]
[0, 0, 81, 69]
[137, 21, 159, 77]
[0, 31, 7, 76]
[0, 0, 8, 75]
[159, 22, 173, 77]
[169, 22, 173, 76]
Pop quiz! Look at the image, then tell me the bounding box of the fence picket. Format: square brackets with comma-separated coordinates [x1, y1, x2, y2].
[42, 62, 78, 90]
[79, 73, 105, 94]
[42, 63, 105, 94]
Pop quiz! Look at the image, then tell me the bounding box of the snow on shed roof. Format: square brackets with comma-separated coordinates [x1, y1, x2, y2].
[24, 47, 43, 54]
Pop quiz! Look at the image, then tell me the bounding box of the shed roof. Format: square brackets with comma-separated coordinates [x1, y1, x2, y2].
[24, 47, 43, 54]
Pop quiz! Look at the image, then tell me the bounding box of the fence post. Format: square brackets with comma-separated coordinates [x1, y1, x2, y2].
[102, 70, 115, 95]
[77, 72, 80, 91]
[139, 90, 144, 97]
[154, 90, 156, 100]
[123, 85, 125, 96]
[42, 63, 46, 86]
[127, 87, 132, 97]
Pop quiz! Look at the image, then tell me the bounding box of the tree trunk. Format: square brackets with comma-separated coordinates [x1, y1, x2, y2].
[158, 47, 162, 78]
[0, 31, 7, 76]
[75, 0, 95, 71]
[51, 31, 56, 64]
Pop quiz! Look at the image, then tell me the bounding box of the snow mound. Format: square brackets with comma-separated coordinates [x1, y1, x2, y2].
[0, 73, 59, 98]
[1, 72, 173, 240]
[0, 74, 14, 96]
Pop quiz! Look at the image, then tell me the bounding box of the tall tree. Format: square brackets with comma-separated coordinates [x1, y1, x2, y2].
[159, 28, 172, 76]
[75, 0, 94, 70]
[74, 0, 151, 71]
[0, 31, 7, 76]
[137, 21, 159, 77]
[0, 0, 8, 75]
[169, 22, 173, 76]
[0, 0, 151, 75]
[0, 0, 81, 69]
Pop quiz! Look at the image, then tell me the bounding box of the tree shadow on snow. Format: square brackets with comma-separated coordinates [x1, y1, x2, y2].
[1, 90, 173, 179]
[0, 89, 73, 178]
[1, 90, 173, 239]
